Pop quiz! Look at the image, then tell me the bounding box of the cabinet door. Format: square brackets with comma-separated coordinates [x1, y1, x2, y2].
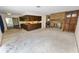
[33, 16, 36, 21]
[69, 17, 77, 32]
[38, 16, 41, 21]
[34, 16, 38, 21]
[65, 18, 71, 24]
[20, 17, 25, 21]
[69, 24, 76, 32]
[64, 18, 71, 31]
[70, 17, 77, 24]
[64, 23, 69, 31]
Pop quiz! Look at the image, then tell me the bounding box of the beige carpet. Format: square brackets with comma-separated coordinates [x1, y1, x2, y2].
[0, 28, 78, 53]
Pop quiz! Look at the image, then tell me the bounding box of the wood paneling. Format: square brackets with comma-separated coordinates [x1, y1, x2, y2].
[50, 12, 65, 29]
[50, 12, 65, 20]
[50, 10, 79, 32]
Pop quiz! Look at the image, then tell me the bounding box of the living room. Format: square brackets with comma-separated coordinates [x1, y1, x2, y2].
[0, 6, 79, 53]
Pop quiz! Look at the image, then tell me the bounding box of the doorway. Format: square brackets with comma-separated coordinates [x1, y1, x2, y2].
[5, 17, 20, 30]
[5, 17, 14, 29]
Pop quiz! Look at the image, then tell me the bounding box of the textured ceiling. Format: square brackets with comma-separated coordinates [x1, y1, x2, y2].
[0, 6, 79, 16]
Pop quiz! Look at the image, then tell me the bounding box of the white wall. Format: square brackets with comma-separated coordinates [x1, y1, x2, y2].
[0, 28, 2, 45]
[41, 16, 46, 29]
[0, 14, 7, 45]
[75, 16, 79, 49]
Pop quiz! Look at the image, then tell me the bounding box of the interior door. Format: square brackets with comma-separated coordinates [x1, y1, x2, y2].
[69, 17, 77, 32]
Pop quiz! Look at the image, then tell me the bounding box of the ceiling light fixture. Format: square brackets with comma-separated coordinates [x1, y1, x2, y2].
[7, 12, 11, 15]
[36, 6, 41, 8]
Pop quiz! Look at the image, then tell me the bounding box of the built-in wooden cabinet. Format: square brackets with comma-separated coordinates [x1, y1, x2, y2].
[20, 15, 41, 21]
[63, 10, 78, 32]
[19, 15, 41, 31]
[21, 23, 41, 31]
